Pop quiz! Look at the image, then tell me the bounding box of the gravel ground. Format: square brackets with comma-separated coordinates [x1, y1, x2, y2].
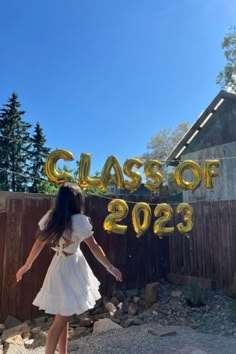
[68, 324, 236, 354]
[4, 283, 236, 353]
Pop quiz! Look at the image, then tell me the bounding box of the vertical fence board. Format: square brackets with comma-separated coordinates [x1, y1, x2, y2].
[1, 199, 23, 321]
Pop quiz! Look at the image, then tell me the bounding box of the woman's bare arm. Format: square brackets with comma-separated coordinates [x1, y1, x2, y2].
[84, 236, 122, 282]
[16, 239, 46, 282]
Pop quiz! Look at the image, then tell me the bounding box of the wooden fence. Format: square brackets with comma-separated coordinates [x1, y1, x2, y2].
[168, 200, 236, 288]
[0, 192, 167, 322]
[1, 192, 236, 322]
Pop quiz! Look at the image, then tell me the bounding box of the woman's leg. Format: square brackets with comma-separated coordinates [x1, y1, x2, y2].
[58, 321, 69, 354]
[46, 314, 70, 354]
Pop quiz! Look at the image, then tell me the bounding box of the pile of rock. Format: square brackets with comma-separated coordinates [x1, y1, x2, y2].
[0, 315, 52, 353]
[0, 282, 160, 353]
[1, 281, 236, 352]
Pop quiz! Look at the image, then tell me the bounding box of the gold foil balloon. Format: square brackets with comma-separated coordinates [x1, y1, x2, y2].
[45, 149, 74, 184]
[78, 153, 102, 189]
[123, 158, 143, 192]
[203, 159, 220, 190]
[174, 160, 201, 191]
[144, 160, 164, 194]
[132, 202, 151, 238]
[176, 203, 193, 239]
[153, 203, 174, 239]
[103, 199, 129, 234]
[101, 156, 124, 191]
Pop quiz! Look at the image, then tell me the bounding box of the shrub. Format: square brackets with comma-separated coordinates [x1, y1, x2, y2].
[184, 281, 205, 307]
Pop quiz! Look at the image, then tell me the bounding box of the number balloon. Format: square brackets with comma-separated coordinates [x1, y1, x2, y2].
[132, 202, 151, 238]
[176, 202, 193, 239]
[103, 199, 129, 234]
[153, 203, 174, 239]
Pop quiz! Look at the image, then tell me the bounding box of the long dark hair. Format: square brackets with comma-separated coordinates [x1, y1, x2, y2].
[37, 183, 85, 244]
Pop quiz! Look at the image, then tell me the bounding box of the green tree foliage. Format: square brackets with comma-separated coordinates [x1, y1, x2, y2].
[216, 26, 236, 93]
[0, 93, 50, 193]
[0, 93, 32, 191]
[141, 122, 189, 162]
[29, 122, 51, 192]
[140, 122, 190, 196]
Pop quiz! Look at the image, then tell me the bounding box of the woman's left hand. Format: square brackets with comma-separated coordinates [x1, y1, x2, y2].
[108, 266, 123, 282]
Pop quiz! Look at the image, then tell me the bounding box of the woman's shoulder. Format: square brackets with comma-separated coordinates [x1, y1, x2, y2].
[71, 214, 93, 233]
[71, 213, 90, 223]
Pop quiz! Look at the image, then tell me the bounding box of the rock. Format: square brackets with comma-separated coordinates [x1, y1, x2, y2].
[1, 323, 30, 343]
[104, 302, 117, 315]
[148, 325, 177, 337]
[93, 318, 122, 334]
[110, 317, 121, 325]
[114, 308, 123, 320]
[69, 326, 89, 339]
[3, 343, 28, 353]
[121, 300, 129, 313]
[113, 290, 125, 302]
[21, 331, 31, 340]
[24, 339, 34, 349]
[110, 296, 119, 306]
[126, 289, 139, 297]
[5, 334, 25, 346]
[133, 296, 140, 303]
[79, 317, 93, 327]
[224, 274, 236, 297]
[4, 316, 23, 329]
[171, 290, 182, 297]
[128, 303, 138, 316]
[144, 282, 160, 307]
[0, 324, 5, 335]
[117, 302, 123, 310]
[93, 312, 109, 321]
[31, 331, 47, 349]
[33, 316, 49, 327]
[123, 318, 143, 328]
[31, 327, 42, 336]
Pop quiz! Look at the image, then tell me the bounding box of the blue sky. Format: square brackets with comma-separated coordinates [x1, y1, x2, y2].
[0, 0, 235, 174]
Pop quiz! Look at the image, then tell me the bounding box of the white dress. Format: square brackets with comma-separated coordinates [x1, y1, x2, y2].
[33, 211, 101, 316]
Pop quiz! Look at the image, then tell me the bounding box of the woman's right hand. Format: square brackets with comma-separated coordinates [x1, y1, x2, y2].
[16, 264, 30, 283]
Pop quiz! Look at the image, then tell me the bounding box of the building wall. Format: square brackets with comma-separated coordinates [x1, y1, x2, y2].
[181, 141, 236, 202]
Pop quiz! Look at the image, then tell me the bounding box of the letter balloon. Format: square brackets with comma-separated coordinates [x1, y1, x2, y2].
[175, 160, 201, 191]
[203, 159, 220, 190]
[123, 158, 143, 192]
[45, 149, 74, 184]
[79, 153, 102, 189]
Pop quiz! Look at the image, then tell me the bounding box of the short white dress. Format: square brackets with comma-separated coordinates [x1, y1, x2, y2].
[33, 210, 101, 316]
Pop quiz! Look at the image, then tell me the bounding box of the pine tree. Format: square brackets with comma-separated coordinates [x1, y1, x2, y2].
[29, 122, 50, 193]
[0, 93, 32, 191]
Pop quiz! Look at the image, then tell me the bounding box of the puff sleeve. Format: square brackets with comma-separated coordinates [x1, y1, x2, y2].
[71, 214, 94, 241]
[38, 210, 52, 231]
